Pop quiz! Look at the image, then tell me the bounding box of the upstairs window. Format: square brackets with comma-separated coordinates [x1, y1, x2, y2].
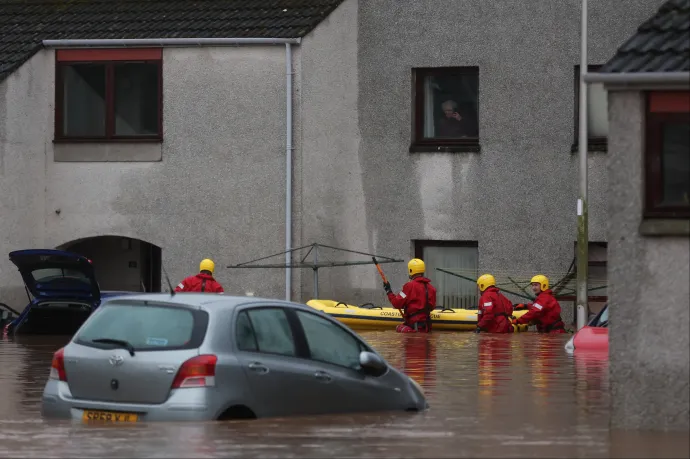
[55, 48, 163, 142]
[573, 64, 609, 152]
[644, 91, 690, 219]
[411, 67, 480, 153]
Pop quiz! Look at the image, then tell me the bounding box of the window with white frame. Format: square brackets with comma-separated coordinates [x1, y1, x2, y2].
[573, 64, 608, 151]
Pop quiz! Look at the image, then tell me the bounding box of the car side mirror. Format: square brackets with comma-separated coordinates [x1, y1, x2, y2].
[359, 351, 387, 377]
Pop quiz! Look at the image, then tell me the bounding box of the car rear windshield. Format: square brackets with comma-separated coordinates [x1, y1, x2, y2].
[74, 302, 209, 351]
[32, 267, 90, 283]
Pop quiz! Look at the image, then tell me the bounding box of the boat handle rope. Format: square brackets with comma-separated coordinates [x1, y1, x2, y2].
[359, 302, 383, 310]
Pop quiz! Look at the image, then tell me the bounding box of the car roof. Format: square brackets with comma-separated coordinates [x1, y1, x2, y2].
[100, 293, 310, 313]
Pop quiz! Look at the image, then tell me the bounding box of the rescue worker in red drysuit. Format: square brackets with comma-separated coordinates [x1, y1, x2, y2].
[384, 258, 437, 333]
[174, 258, 225, 294]
[475, 273, 514, 333]
[513, 274, 566, 333]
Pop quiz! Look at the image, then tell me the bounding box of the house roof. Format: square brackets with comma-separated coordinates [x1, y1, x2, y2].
[0, 0, 345, 83]
[600, 0, 690, 73]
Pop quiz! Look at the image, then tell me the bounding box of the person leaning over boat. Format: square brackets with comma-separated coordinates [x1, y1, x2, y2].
[383, 258, 437, 333]
[512, 274, 566, 333]
[475, 274, 514, 334]
[174, 258, 225, 294]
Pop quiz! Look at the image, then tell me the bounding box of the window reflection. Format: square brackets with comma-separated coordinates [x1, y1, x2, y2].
[661, 122, 690, 206]
[62, 64, 106, 137]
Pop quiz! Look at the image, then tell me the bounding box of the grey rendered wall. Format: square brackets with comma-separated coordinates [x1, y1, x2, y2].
[0, 52, 52, 311]
[607, 91, 690, 431]
[298, 0, 664, 307]
[1, 46, 290, 305]
[299, 0, 376, 303]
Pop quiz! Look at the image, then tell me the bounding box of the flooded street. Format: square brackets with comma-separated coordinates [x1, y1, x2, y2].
[0, 331, 687, 458]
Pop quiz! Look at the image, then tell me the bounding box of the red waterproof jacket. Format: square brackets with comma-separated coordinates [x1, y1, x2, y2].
[477, 286, 514, 333]
[515, 289, 565, 333]
[174, 273, 225, 294]
[387, 277, 437, 327]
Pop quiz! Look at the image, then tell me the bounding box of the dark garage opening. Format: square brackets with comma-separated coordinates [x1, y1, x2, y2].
[59, 236, 162, 293]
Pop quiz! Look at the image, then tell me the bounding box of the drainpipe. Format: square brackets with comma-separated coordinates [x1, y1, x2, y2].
[285, 43, 294, 302]
[43, 37, 300, 301]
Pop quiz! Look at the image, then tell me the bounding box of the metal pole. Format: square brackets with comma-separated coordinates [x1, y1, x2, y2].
[313, 245, 319, 299]
[285, 43, 293, 301]
[576, 0, 589, 330]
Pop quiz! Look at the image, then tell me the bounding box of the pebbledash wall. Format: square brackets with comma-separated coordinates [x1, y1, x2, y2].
[607, 91, 690, 431]
[1, 0, 663, 313]
[0, 43, 296, 310]
[297, 0, 664, 312]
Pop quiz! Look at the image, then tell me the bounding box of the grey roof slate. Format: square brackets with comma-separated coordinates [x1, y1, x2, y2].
[601, 0, 690, 73]
[0, 0, 345, 82]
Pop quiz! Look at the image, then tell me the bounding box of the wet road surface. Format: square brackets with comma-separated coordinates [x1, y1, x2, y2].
[0, 331, 688, 458]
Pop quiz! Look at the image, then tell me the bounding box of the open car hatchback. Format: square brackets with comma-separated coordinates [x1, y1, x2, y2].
[4, 249, 129, 336]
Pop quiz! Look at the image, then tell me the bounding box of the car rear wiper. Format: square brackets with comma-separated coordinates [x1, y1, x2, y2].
[91, 338, 136, 356]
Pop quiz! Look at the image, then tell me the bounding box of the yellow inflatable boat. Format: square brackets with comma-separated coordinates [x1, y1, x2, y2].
[306, 299, 530, 332]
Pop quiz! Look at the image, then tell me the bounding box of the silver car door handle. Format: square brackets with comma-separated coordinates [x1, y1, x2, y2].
[248, 362, 269, 374]
[314, 371, 332, 382]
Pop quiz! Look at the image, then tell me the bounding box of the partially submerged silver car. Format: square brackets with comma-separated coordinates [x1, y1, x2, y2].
[41, 293, 427, 422]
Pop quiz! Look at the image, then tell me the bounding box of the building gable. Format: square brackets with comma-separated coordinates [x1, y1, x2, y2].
[0, 0, 346, 82]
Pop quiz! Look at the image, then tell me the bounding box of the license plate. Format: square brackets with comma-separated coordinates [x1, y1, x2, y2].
[82, 410, 138, 423]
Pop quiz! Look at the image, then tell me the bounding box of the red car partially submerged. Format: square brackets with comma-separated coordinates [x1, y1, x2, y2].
[565, 304, 609, 354]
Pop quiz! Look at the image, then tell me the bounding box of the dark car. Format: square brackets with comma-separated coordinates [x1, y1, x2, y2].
[2, 249, 137, 336]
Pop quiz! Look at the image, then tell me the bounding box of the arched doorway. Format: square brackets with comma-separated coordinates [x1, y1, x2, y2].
[58, 236, 162, 293]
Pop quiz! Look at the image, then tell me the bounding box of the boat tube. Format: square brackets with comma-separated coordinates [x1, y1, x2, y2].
[306, 299, 530, 332]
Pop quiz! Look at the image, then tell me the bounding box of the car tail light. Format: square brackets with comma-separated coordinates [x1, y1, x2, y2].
[49, 347, 68, 382]
[171, 355, 217, 389]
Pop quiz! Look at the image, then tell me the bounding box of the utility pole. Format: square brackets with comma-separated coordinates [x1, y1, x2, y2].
[576, 0, 589, 330]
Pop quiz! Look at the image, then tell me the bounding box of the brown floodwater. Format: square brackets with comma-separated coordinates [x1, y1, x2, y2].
[0, 331, 687, 458]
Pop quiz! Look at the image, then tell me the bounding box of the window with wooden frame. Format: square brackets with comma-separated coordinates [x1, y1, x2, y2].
[411, 67, 480, 153]
[54, 48, 163, 142]
[644, 91, 690, 219]
[572, 64, 608, 152]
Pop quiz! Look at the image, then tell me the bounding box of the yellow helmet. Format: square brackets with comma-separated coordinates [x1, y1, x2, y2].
[408, 258, 425, 276]
[477, 274, 496, 292]
[199, 258, 215, 274]
[530, 274, 549, 291]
